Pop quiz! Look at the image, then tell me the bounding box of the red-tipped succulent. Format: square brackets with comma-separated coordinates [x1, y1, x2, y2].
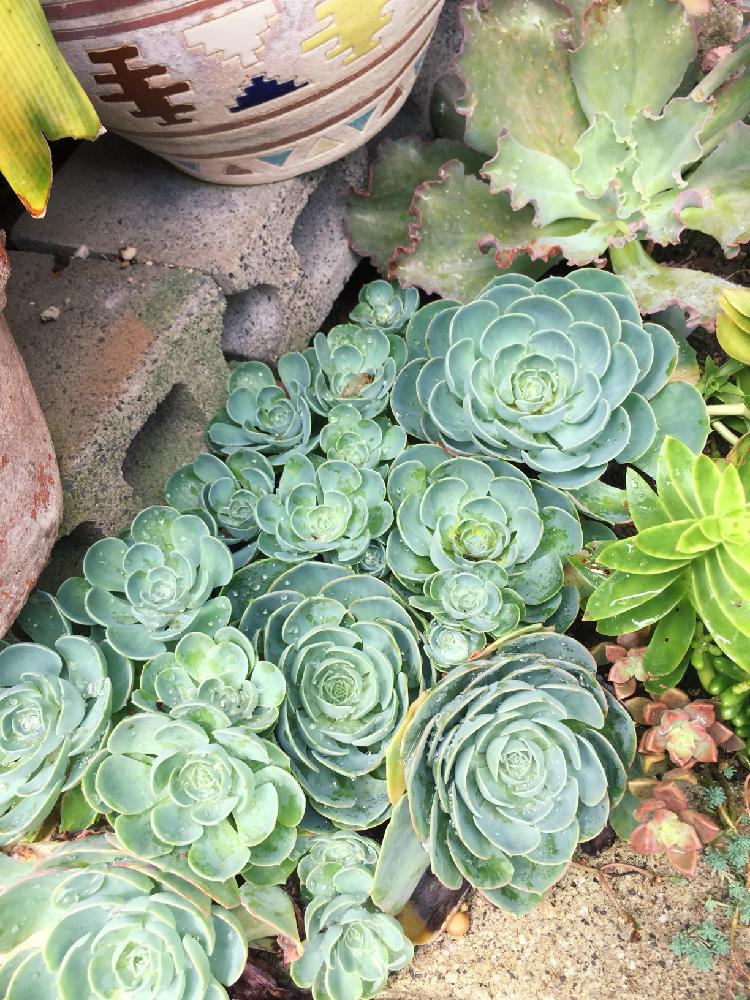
[631, 784, 720, 877]
[600, 630, 649, 700]
[637, 689, 741, 768]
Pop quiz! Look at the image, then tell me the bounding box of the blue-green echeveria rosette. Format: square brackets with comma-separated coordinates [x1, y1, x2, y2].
[278, 323, 407, 419]
[350, 279, 420, 333]
[132, 626, 285, 734]
[391, 270, 708, 489]
[297, 830, 380, 903]
[240, 561, 427, 829]
[318, 404, 406, 472]
[165, 450, 275, 568]
[207, 360, 315, 463]
[255, 453, 393, 566]
[81, 713, 305, 883]
[386, 444, 583, 644]
[0, 637, 131, 845]
[55, 506, 234, 661]
[291, 895, 413, 1000]
[0, 836, 249, 1000]
[380, 633, 636, 915]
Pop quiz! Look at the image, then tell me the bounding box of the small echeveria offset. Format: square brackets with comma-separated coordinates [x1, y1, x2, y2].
[350, 278, 420, 333]
[278, 322, 407, 419]
[585, 436, 750, 686]
[297, 831, 380, 902]
[386, 444, 582, 663]
[81, 713, 305, 882]
[256, 453, 393, 566]
[374, 633, 636, 915]
[319, 403, 406, 472]
[166, 449, 275, 567]
[391, 271, 708, 491]
[55, 506, 234, 661]
[0, 837, 250, 1000]
[207, 360, 315, 462]
[241, 561, 427, 829]
[132, 626, 285, 734]
[0, 637, 130, 845]
[291, 895, 413, 1000]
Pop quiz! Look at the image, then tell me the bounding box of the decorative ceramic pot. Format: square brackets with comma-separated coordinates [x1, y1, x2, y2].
[43, 0, 445, 184]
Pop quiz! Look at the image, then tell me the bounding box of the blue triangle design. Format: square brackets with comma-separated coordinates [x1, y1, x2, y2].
[230, 74, 308, 113]
[348, 107, 376, 131]
[258, 149, 293, 166]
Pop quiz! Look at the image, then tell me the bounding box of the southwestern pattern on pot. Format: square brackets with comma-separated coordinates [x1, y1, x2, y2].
[43, 0, 444, 183]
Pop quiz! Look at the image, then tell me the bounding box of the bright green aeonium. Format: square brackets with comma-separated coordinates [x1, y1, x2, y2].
[81, 713, 305, 882]
[132, 627, 285, 733]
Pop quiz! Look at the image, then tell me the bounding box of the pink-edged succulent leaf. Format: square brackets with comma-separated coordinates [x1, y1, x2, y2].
[639, 694, 721, 767]
[606, 643, 648, 701]
[681, 809, 721, 845]
[347, 138, 485, 274]
[631, 791, 706, 876]
[679, 123, 750, 256]
[458, 0, 587, 162]
[609, 241, 741, 329]
[389, 159, 549, 301]
[570, 0, 696, 139]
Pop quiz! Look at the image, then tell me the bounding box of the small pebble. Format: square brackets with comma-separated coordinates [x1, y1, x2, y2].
[40, 306, 60, 322]
[120, 245, 137, 262]
[445, 910, 471, 938]
[73, 244, 90, 259]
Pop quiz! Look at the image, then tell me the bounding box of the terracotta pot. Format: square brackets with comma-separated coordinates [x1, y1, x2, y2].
[43, 0, 445, 184]
[0, 238, 62, 637]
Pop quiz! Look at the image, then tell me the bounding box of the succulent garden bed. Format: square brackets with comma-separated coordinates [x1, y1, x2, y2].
[3, 1, 750, 999]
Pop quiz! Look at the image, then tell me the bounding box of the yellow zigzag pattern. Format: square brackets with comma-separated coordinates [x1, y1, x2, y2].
[301, 0, 393, 64]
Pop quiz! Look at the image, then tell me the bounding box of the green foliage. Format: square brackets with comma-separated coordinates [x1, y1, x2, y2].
[347, 0, 750, 324]
[81, 714, 305, 882]
[376, 632, 636, 914]
[0, 638, 131, 845]
[389, 271, 707, 490]
[586, 437, 750, 686]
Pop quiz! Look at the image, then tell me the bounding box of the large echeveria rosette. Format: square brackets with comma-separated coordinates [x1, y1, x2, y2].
[81, 713, 305, 882]
[55, 506, 234, 661]
[240, 561, 427, 829]
[391, 270, 707, 489]
[0, 637, 131, 845]
[385, 444, 583, 669]
[377, 633, 636, 915]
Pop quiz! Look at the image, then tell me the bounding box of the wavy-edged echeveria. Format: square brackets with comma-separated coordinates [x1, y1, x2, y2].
[165, 449, 275, 568]
[256, 453, 393, 566]
[55, 506, 234, 661]
[0, 637, 131, 845]
[585, 436, 750, 686]
[132, 626, 285, 733]
[350, 279, 420, 333]
[207, 360, 315, 463]
[387, 444, 581, 632]
[278, 324, 407, 419]
[241, 561, 427, 829]
[374, 633, 636, 915]
[0, 837, 250, 1000]
[391, 271, 707, 489]
[319, 404, 406, 472]
[297, 831, 380, 903]
[291, 895, 413, 1000]
[82, 714, 305, 882]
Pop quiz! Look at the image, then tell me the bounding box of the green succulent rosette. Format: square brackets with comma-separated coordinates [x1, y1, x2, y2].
[81, 714, 305, 882]
[132, 626, 285, 734]
[207, 360, 316, 463]
[386, 444, 582, 638]
[0, 637, 131, 845]
[353, 539, 388, 578]
[278, 323, 407, 419]
[291, 895, 413, 1000]
[165, 450, 275, 568]
[350, 279, 420, 333]
[391, 270, 707, 489]
[318, 404, 406, 472]
[240, 561, 427, 829]
[55, 506, 234, 661]
[376, 633, 636, 915]
[255, 453, 393, 566]
[0, 836, 250, 1000]
[297, 831, 380, 903]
